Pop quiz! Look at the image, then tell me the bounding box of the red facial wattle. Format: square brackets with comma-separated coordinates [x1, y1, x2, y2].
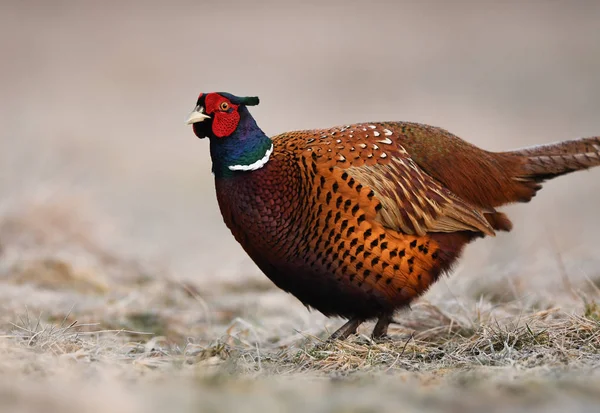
[205, 93, 240, 138]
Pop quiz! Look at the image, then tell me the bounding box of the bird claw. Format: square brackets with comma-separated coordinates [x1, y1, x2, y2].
[371, 333, 393, 343]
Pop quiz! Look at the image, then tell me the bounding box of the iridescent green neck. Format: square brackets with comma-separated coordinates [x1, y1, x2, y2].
[209, 107, 273, 178]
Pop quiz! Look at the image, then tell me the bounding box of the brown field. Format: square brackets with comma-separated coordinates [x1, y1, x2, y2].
[1, 1, 600, 412]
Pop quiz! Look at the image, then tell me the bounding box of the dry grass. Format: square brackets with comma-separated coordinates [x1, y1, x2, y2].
[0, 199, 599, 412]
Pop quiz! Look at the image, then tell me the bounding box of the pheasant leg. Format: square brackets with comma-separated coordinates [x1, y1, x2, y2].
[371, 314, 393, 339]
[328, 318, 363, 341]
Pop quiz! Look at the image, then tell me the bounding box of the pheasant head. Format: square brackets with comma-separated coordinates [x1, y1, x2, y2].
[187, 92, 272, 177]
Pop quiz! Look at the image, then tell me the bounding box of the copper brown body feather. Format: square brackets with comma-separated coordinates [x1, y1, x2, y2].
[211, 119, 600, 339]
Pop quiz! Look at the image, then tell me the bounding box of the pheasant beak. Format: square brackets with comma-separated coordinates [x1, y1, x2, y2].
[186, 106, 211, 124]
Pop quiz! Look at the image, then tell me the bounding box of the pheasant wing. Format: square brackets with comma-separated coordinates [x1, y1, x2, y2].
[289, 122, 494, 237]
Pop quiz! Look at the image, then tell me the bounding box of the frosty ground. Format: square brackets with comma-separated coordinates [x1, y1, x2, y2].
[0, 198, 598, 413]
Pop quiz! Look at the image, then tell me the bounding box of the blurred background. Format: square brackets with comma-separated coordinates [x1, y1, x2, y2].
[2, 3, 600, 411]
[1, 0, 600, 324]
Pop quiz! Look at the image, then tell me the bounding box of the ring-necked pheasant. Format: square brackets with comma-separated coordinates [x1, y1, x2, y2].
[187, 92, 600, 340]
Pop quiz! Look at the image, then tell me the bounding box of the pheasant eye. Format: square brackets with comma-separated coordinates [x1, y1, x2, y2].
[220, 101, 230, 111]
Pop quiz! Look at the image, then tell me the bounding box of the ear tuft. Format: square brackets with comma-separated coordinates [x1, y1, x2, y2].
[241, 96, 260, 106]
